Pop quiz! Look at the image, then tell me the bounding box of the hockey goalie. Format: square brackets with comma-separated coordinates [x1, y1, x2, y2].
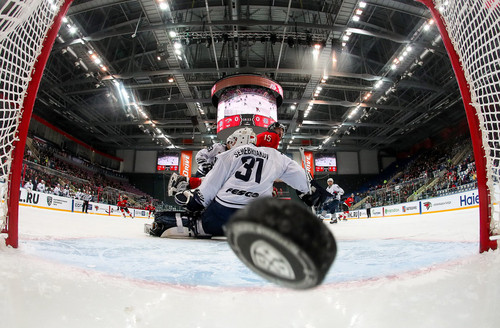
[144, 127, 337, 289]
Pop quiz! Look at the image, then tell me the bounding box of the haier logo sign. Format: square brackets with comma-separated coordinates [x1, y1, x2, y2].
[460, 193, 479, 207]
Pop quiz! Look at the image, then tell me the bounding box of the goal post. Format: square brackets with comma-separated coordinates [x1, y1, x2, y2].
[417, 0, 499, 252]
[0, 0, 74, 248]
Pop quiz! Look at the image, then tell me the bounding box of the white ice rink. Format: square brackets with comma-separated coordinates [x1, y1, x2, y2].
[1, 205, 500, 328]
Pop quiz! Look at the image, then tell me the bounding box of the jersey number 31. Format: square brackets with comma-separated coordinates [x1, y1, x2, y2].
[235, 156, 264, 183]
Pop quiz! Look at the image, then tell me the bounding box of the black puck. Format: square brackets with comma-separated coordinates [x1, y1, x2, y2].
[225, 198, 337, 289]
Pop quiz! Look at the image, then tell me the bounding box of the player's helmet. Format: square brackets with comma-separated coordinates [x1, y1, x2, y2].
[226, 128, 257, 149]
[268, 122, 286, 133]
[327, 178, 334, 183]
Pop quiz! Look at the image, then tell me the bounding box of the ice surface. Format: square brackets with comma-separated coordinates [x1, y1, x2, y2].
[1, 206, 499, 328]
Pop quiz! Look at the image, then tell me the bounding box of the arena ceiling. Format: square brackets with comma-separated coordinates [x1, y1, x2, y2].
[34, 0, 466, 155]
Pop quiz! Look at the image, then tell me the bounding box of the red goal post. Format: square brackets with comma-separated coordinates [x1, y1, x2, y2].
[417, 0, 499, 252]
[1, 0, 73, 248]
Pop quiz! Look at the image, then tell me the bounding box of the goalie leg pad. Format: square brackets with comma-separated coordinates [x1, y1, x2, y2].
[148, 211, 191, 237]
[148, 211, 211, 239]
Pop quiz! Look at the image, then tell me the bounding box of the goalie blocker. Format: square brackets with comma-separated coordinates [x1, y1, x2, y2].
[224, 197, 337, 289]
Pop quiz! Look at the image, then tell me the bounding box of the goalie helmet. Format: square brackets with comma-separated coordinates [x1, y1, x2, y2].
[226, 128, 257, 149]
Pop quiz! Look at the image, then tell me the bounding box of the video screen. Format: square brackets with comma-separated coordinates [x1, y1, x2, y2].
[314, 153, 337, 172]
[157, 152, 179, 171]
[216, 86, 278, 136]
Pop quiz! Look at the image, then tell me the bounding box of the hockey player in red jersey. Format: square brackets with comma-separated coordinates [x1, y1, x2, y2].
[117, 196, 134, 219]
[256, 121, 286, 149]
[337, 193, 355, 222]
[146, 203, 156, 219]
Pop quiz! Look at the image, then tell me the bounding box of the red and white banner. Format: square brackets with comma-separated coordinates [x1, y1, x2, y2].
[302, 151, 314, 178]
[180, 151, 193, 177]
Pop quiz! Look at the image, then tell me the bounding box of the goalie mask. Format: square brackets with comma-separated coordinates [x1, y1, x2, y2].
[226, 128, 257, 149]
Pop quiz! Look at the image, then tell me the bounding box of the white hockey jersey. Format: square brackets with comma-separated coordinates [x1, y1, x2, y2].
[198, 144, 310, 208]
[195, 142, 228, 176]
[326, 184, 344, 201]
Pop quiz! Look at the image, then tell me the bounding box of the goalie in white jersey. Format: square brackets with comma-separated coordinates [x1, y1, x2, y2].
[146, 127, 311, 238]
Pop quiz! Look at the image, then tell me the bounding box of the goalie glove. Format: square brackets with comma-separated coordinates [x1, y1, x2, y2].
[174, 189, 205, 213]
[296, 190, 316, 207]
[200, 162, 213, 173]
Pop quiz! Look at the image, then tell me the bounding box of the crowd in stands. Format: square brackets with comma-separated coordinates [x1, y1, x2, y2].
[354, 134, 477, 208]
[22, 135, 159, 210]
[19, 131, 481, 214]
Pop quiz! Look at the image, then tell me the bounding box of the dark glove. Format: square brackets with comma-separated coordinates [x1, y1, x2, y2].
[200, 162, 213, 174]
[174, 189, 205, 212]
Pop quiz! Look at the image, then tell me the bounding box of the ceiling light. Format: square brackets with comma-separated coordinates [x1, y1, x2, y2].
[353, 15, 360, 21]
[169, 31, 177, 38]
[356, 9, 363, 15]
[158, 2, 169, 10]
[359, 2, 367, 8]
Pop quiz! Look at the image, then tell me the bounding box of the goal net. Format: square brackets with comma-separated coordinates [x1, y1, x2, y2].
[1, 0, 499, 252]
[0, 0, 71, 248]
[419, 0, 500, 252]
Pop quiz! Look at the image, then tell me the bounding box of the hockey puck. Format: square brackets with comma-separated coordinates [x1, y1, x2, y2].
[225, 198, 337, 289]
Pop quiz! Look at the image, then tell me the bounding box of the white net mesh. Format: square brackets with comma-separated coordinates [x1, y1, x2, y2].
[433, 0, 500, 237]
[0, 0, 63, 236]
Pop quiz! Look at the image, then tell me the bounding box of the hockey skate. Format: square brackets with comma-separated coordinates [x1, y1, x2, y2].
[168, 173, 189, 196]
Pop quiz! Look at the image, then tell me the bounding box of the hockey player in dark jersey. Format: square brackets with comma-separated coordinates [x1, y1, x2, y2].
[145, 127, 310, 238]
